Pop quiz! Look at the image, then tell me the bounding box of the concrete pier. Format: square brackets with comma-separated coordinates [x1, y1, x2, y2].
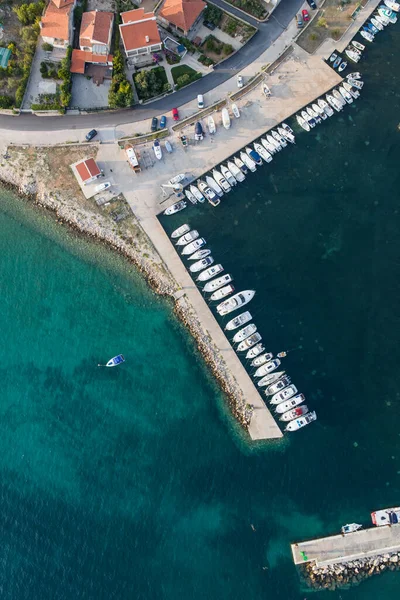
[292, 525, 400, 567]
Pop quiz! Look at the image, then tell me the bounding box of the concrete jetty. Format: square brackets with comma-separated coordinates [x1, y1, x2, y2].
[292, 524, 400, 567]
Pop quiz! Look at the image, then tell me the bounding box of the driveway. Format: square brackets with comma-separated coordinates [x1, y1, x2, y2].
[70, 75, 111, 109]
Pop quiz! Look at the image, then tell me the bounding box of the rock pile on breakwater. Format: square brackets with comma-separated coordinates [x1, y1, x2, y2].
[301, 552, 400, 590]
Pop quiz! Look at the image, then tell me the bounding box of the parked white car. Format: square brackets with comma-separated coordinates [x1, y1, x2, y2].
[237, 75, 243, 88]
[95, 181, 111, 193]
[197, 94, 204, 109]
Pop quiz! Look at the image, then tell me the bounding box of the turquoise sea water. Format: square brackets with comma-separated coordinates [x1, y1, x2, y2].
[1, 22, 400, 600]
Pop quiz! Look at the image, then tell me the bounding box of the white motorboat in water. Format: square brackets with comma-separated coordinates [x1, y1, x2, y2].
[360, 29, 374, 42]
[221, 164, 237, 186]
[270, 384, 298, 405]
[254, 143, 273, 163]
[285, 411, 317, 432]
[176, 230, 199, 245]
[208, 115, 216, 134]
[275, 393, 305, 414]
[233, 323, 257, 344]
[217, 290, 255, 316]
[352, 40, 366, 51]
[227, 161, 245, 183]
[346, 71, 362, 79]
[206, 175, 224, 197]
[197, 264, 224, 282]
[257, 371, 285, 388]
[232, 103, 240, 118]
[171, 223, 189, 238]
[182, 237, 206, 255]
[296, 115, 310, 132]
[210, 284, 234, 302]
[345, 48, 361, 62]
[164, 200, 187, 215]
[237, 332, 262, 352]
[102, 354, 125, 367]
[371, 16, 385, 29]
[343, 81, 360, 99]
[246, 342, 264, 359]
[312, 103, 327, 120]
[307, 106, 321, 124]
[339, 85, 353, 104]
[371, 506, 400, 526]
[348, 78, 364, 89]
[282, 122, 294, 134]
[250, 352, 274, 368]
[261, 137, 277, 155]
[184, 189, 197, 204]
[267, 134, 281, 151]
[272, 130, 287, 147]
[240, 151, 257, 172]
[213, 169, 231, 193]
[279, 404, 309, 422]
[341, 523, 362, 534]
[374, 12, 390, 26]
[254, 358, 281, 378]
[246, 147, 262, 166]
[333, 89, 346, 107]
[189, 256, 214, 273]
[266, 374, 291, 395]
[225, 311, 252, 331]
[385, 0, 400, 11]
[222, 108, 231, 130]
[326, 94, 342, 112]
[203, 273, 232, 293]
[197, 180, 220, 207]
[378, 7, 397, 23]
[279, 125, 295, 143]
[234, 156, 248, 175]
[189, 248, 211, 261]
[318, 98, 334, 117]
[190, 185, 205, 203]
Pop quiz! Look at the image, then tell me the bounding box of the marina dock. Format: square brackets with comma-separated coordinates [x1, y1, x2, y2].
[292, 524, 400, 567]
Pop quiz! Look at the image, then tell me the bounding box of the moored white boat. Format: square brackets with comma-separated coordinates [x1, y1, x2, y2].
[345, 48, 361, 62]
[233, 323, 257, 344]
[182, 237, 206, 255]
[164, 200, 187, 215]
[371, 16, 384, 29]
[338, 60, 347, 73]
[208, 115, 216, 134]
[221, 164, 237, 186]
[197, 263, 224, 282]
[261, 137, 277, 154]
[312, 103, 327, 120]
[176, 229, 199, 245]
[227, 161, 245, 182]
[234, 156, 248, 175]
[210, 284, 234, 301]
[206, 175, 224, 197]
[267, 134, 281, 151]
[246, 147, 262, 166]
[185, 189, 197, 204]
[285, 411, 317, 432]
[171, 223, 190, 238]
[189, 248, 211, 261]
[217, 290, 255, 316]
[240, 151, 257, 172]
[197, 180, 220, 207]
[270, 384, 298, 405]
[352, 40, 365, 51]
[254, 143, 273, 163]
[385, 0, 400, 11]
[189, 256, 214, 273]
[257, 371, 285, 388]
[203, 273, 232, 293]
[378, 7, 397, 23]
[279, 404, 309, 422]
[333, 89, 346, 107]
[272, 130, 287, 147]
[222, 108, 231, 130]
[301, 110, 316, 128]
[346, 71, 362, 80]
[254, 358, 281, 378]
[275, 393, 305, 414]
[237, 332, 262, 352]
[339, 85, 353, 104]
[246, 342, 264, 359]
[278, 126, 295, 143]
[307, 106, 321, 124]
[250, 352, 273, 367]
[371, 506, 400, 526]
[225, 311, 252, 331]
[318, 98, 334, 117]
[189, 185, 205, 203]
[374, 12, 390, 26]
[349, 78, 364, 89]
[266, 374, 291, 395]
[343, 81, 360, 99]
[281, 122, 294, 134]
[326, 94, 342, 112]
[296, 115, 310, 132]
[341, 523, 362, 534]
[360, 29, 374, 42]
[232, 103, 240, 118]
[213, 169, 231, 193]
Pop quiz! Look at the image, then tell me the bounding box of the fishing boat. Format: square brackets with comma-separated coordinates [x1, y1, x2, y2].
[333, 56, 341, 69]
[197, 180, 220, 207]
[189, 256, 214, 273]
[352, 40, 365, 51]
[184, 189, 197, 204]
[345, 48, 361, 62]
[203, 273, 232, 293]
[222, 108, 231, 130]
[338, 61, 347, 73]
[360, 29, 374, 42]
[312, 103, 327, 120]
[246, 343, 264, 359]
[234, 156, 248, 175]
[329, 52, 338, 62]
[378, 7, 397, 22]
[254, 358, 281, 378]
[254, 143, 273, 163]
[206, 175, 224, 197]
[189, 249, 211, 261]
[257, 371, 285, 388]
[278, 126, 295, 143]
[101, 354, 125, 367]
[266, 374, 291, 395]
[190, 185, 205, 203]
[171, 223, 190, 238]
[275, 393, 305, 414]
[240, 151, 257, 172]
[267, 134, 281, 151]
[153, 139, 162, 160]
[263, 84, 271, 97]
[318, 98, 334, 117]
[181, 237, 206, 255]
[279, 404, 309, 422]
[333, 89, 346, 107]
[341, 523, 362, 534]
[270, 384, 298, 405]
[296, 115, 310, 132]
[261, 137, 277, 154]
[371, 506, 400, 526]
[176, 229, 199, 245]
[233, 323, 257, 344]
[272, 130, 287, 147]
[285, 410, 317, 432]
[227, 161, 245, 183]
[208, 115, 216, 134]
[232, 103, 240, 118]
[237, 332, 262, 352]
[225, 311, 252, 331]
[217, 290, 255, 316]
[343, 81, 360, 99]
[197, 264, 224, 282]
[212, 169, 231, 193]
[307, 106, 321, 124]
[250, 352, 274, 367]
[210, 284, 234, 302]
[246, 147, 262, 166]
[339, 85, 353, 104]
[221, 164, 237, 186]
[164, 200, 187, 215]
[371, 16, 385, 29]
[385, 0, 400, 11]
[301, 110, 316, 128]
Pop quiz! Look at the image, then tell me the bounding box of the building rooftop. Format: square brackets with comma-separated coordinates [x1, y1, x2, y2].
[80, 11, 114, 46]
[159, 0, 206, 32]
[75, 158, 101, 183]
[70, 50, 113, 74]
[41, 0, 73, 42]
[119, 10, 161, 52]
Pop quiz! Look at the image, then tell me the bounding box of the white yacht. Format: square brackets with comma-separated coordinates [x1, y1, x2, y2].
[240, 151, 257, 172]
[164, 201, 186, 216]
[197, 180, 220, 207]
[210, 284, 234, 302]
[266, 374, 291, 395]
[185, 189, 197, 204]
[317, 98, 334, 117]
[345, 48, 361, 62]
[171, 223, 189, 239]
[385, 0, 399, 12]
[189, 249, 211, 261]
[222, 108, 231, 130]
[296, 115, 310, 132]
[189, 256, 214, 273]
[306, 106, 321, 124]
[254, 143, 273, 163]
[272, 130, 287, 147]
[333, 89, 346, 107]
[190, 185, 205, 203]
[203, 273, 232, 293]
[270, 384, 298, 405]
[254, 358, 281, 378]
[197, 263, 223, 282]
[182, 237, 206, 255]
[206, 175, 224, 197]
[232, 323, 257, 344]
[301, 110, 315, 127]
[267, 134, 281, 151]
[208, 115, 216, 134]
[237, 332, 262, 352]
[312, 103, 327, 120]
[285, 411, 317, 432]
[258, 371, 285, 388]
[275, 393, 305, 414]
[326, 94, 342, 112]
[176, 230, 199, 246]
[261, 137, 277, 154]
[227, 161, 245, 183]
[234, 156, 248, 175]
[343, 81, 360, 99]
[221, 164, 237, 186]
[217, 290, 255, 316]
[278, 126, 295, 143]
[339, 85, 353, 104]
[212, 169, 231, 193]
[371, 506, 400, 526]
[279, 404, 309, 422]
[246, 343, 264, 359]
[250, 352, 274, 367]
[225, 311, 252, 331]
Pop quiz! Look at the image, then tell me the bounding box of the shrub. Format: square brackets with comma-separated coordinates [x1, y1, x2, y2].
[224, 18, 238, 36]
[13, 1, 45, 26]
[309, 32, 319, 41]
[206, 37, 216, 52]
[42, 42, 53, 52]
[0, 94, 13, 109]
[176, 73, 190, 87]
[317, 17, 328, 28]
[203, 5, 222, 26]
[198, 54, 214, 66]
[332, 28, 341, 39]
[109, 50, 133, 107]
[223, 43, 234, 55]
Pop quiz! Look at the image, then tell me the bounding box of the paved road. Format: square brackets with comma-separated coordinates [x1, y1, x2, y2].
[0, 0, 304, 131]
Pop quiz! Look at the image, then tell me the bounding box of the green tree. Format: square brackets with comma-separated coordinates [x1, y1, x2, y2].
[0, 94, 13, 108]
[176, 73, 190, 88]
[14, 1, 44, 25]
[42, 42, 53, 51]
[317, 17, 328, 28]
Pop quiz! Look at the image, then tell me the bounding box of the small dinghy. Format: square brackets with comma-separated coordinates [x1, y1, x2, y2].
[171, 223, 189, 238]
[165, 140, 173, 153]
[164, 201, 187, 216]
[225, 311, 252, 331]
[99, 354, 125, 367]
[203, 273, 232, 293]
[250, 352, 274, 368]
[176, 230, 199, 245]
[210, 284, 234, 302]
[221, 164, 237, 186]
[270, 384, 298, 405]
[262, 84, 271, 97]
[197, 263, 223, 282]
[222, 108, 231, 130]
[182, 237, 206, 255]
[190, 256, 214, 273]
[227, 161, 245, 183]
[233, 323, 257, 344]
[254, 358, 281, 378]
[257, 371, 285, 387]
[349, 78, 364, 89]
[279, 404, 309, 422]
[341, 523, 362, 534]
[266, 374, 291, 395]
[275, 393, 305, 414]
[232, 103, 240, 118]
[285, 411, 317, 432]
[208, 115, 216, 134]
[189, 249, 211, 261]
[246, 342, 265, 359]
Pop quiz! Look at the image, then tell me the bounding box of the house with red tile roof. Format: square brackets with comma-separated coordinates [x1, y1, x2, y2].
[40, 0, 75, 49]
[119, 9, 162, 61]
[71, 11, 114, 76]
[73, 158, 102, 185]
[158, 0, 206, 37]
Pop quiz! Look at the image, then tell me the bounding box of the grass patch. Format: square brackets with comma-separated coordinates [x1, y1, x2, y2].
[133, 66, 170, 101]
[171, 65, 202, 89]
[200, 35, 234, 63]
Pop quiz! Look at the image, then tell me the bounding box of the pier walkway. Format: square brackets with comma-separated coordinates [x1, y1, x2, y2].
[292, 525, 400, 567]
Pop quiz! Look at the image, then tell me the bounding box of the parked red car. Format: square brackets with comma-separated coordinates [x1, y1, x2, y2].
[172, 107, 179, 121]
[302, 9, 310, 21]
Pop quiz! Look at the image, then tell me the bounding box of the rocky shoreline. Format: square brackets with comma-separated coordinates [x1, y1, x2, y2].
[0, 151, 253, 430]
[301, 552, 400, 591]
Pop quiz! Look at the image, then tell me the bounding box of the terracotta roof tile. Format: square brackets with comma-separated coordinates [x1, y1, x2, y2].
[76, 158, 101, 182]
[52, 0, 74, 9]
[159, 0, 206, 32]
[119, 11, 161, 52]
[80, 11, 114, 46]
[71, 49, 113, 74]
[41, 1, 73, 42]
[121, 8, 156, 24]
